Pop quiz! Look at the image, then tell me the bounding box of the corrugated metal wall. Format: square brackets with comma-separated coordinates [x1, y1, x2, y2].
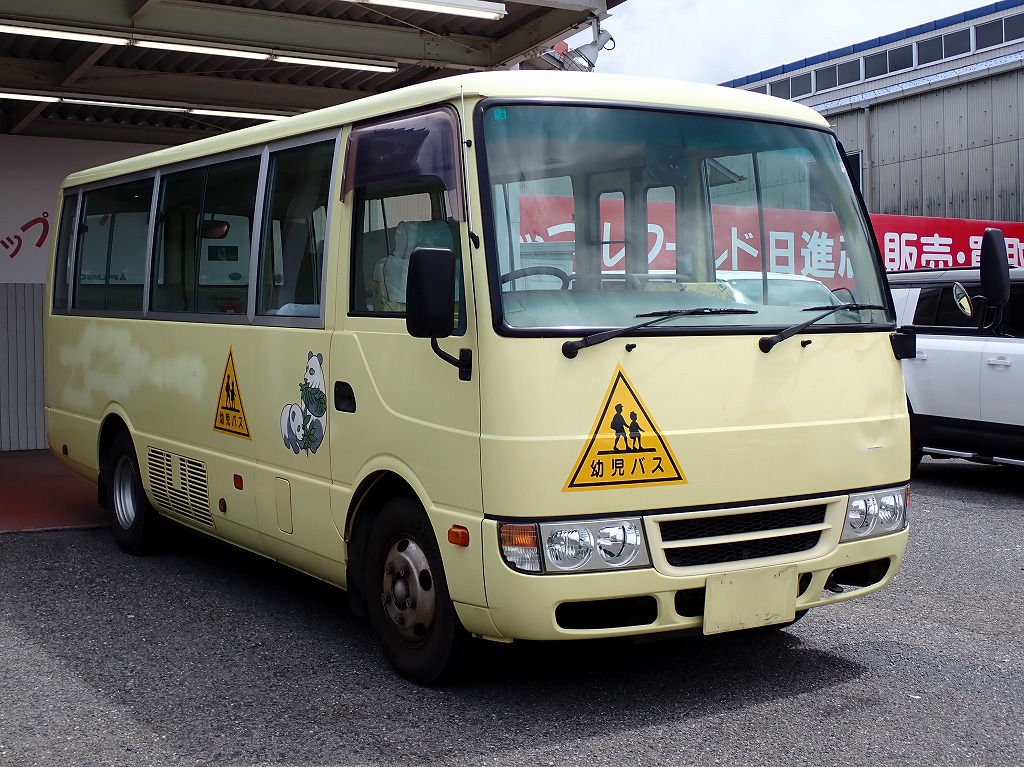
[1, 283, 46, 451]
[837, 69, 1024, 222]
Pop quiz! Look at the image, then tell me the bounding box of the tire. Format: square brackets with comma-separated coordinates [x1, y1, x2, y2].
[106, 432, 159, 555]
[365, 497, 464, 685]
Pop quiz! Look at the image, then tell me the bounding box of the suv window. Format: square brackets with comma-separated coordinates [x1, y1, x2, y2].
[911, 283, 979, 328]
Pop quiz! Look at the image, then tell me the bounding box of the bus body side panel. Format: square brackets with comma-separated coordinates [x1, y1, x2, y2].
[250, 326, 345, 585]
[329, 322, 486, 609]
[46, 316, 265, 554]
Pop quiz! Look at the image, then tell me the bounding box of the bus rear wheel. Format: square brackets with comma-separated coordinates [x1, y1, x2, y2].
[365, 497, 463, 685]
[106, 432, 159, 554]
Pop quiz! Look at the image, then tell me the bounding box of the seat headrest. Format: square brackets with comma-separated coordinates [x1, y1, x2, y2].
[393, 219, 453, 260]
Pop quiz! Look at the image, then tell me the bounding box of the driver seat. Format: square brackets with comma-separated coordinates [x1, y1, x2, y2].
[372, 219, 453, 312]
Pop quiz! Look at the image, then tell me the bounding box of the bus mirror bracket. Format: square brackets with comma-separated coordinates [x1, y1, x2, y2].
[406, 247, 473, 381]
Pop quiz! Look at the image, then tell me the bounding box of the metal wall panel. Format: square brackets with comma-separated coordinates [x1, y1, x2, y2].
[877, 163, 901, 214]
[920, 92, 945, 158]
[945, 150, 971, 219]
[899, 97, 922, 162]
[967, 80, 994, 150]
[899, 158, 923, 216]
[991, 71, 1018, 144]
[944, 86, 969, 153]
[873, 102, 901, 165]
[993, 141, 1020, 222]
[968, 145, 994, 220]
[832, 110, 861, 150]
[921, 155, 947, 217]
[1, 283, 45, 452]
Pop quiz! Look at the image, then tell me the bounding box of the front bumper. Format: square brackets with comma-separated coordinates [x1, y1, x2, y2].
[471, 522, 908, 641]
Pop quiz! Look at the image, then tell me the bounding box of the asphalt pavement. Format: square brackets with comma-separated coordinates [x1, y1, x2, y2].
[1, 456, 1022, 767]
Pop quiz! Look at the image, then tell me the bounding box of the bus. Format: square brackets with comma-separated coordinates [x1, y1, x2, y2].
[46, 70, 914, 684]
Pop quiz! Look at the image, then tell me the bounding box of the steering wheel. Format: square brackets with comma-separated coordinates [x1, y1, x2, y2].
[499, 265, 572, 289]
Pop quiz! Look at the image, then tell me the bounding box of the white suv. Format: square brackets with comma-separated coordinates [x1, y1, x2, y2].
[889, 259, 1022, 469]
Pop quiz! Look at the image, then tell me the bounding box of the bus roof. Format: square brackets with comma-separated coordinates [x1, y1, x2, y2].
[61, 70, 831, 189]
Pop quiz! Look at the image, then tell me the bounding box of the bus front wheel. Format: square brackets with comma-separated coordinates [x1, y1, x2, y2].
[365, 497, 464, 685]
[106, 432, 159, 555]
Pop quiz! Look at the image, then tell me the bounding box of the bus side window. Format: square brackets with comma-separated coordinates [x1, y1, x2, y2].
[152, 156, 259, 315]
[343, 107, 466, 326]
[52, 193, 78, 313]
[257, 140, 334, 317]
[73, 178, 153, 312]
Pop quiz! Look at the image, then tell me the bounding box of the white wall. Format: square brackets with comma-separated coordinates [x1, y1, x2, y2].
[1, 135, 158, 285]
[0, 135, 161, 450]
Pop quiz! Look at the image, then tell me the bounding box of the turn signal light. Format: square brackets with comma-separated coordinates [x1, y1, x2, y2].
[448, 525, 470, 547]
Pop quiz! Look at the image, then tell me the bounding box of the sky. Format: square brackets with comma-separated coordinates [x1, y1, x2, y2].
[575, 0, 1006, 85]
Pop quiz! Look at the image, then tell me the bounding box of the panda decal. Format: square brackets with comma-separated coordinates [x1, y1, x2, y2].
[280, 352, 327, 455]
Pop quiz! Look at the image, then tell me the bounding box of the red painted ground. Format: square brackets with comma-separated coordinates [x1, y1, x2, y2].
[0, 450, 107, 533]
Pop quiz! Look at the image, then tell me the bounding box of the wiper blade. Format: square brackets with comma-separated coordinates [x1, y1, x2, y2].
[758, 302, 886, 354]
[562, 307, 758, 359]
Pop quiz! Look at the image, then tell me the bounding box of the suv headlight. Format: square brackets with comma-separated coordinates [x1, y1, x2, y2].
[499, 517, 651, 574]
[842, 485, 908, 542]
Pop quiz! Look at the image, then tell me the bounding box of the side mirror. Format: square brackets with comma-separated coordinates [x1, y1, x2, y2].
[405, 247, 456, 339]
[979, 227, 1010, 308]
[952, 282, 973, 318]
[404, 246, 472, 381]
[201, 219, 230, 240]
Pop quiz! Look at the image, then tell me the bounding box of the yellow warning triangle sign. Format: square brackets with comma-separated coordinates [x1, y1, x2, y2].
[213, 347, 251, 439]
[563, 364, 686, 491]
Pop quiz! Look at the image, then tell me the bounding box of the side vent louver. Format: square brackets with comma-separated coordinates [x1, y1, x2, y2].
[147, 448, 213, 527]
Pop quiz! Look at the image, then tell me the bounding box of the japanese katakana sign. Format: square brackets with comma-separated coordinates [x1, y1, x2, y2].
[213, 348, 251, 439]
[563, 364, 686, 492]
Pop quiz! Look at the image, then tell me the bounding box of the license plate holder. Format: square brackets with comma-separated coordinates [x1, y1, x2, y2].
[703, 565, 798, 635]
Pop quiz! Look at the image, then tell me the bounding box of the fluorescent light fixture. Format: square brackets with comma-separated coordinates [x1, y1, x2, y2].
[364, 0, 506, 20]
[0, 91, 59, 103]
[62, 97, 188, 112]
[273, 54, 397, 73]
[0, 22, 131, 46]
[0, 90, 290, 122]
[134, 39, 267, 60]
[188, 108, 287, 121]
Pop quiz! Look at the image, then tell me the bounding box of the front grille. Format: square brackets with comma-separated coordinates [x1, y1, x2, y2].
[660, 505, 826, 541]
[657, 504, 827, 569]
[147, 448, 213, 526]
[664, 531, 820, 567]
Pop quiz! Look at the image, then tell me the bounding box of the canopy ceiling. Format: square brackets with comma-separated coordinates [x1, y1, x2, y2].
[0, 0, 625, 144]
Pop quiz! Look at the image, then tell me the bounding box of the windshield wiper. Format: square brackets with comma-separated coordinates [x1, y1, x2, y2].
[758, 303, 886, 354]
[562, 307, 758, 359]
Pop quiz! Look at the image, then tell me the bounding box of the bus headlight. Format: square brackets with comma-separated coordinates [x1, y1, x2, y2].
[842, 485, 908, 541]
[546, 526, 593, 570]
[596, 521, 642, 567]
[498, 517, 651, 574]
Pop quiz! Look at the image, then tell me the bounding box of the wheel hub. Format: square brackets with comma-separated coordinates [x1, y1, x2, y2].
[380, 536, 436, 645]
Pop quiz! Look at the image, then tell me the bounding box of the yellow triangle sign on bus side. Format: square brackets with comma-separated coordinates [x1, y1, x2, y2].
[563, 364, 687, 492]
[213, 347, 251, 439]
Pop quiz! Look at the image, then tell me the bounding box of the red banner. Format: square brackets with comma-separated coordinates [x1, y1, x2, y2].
[519, 195, 1024, 285]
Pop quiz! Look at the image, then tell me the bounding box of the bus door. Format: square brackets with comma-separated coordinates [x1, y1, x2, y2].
[335, 110, 484, 605]
[247, 137, 341, 577]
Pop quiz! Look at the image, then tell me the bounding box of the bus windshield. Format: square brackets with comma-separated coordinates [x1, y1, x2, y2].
[480, 103, 890, 332]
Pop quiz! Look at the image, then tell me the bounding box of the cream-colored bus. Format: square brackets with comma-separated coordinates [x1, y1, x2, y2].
[46, 71, 913, 684]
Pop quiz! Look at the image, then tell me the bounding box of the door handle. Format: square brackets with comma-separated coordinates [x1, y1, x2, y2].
[334, 381, 356, 412]
[986, 357, 1011, 367]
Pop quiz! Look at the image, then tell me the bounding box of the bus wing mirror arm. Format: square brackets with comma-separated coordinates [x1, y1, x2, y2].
[406, 247, 473, 381]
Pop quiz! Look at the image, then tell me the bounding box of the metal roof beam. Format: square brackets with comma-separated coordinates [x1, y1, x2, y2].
[491, 8, 601, 66]
[0, 0, 499, 68]
[511, 0, 606, 12]
[0, 58, 359, 112]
